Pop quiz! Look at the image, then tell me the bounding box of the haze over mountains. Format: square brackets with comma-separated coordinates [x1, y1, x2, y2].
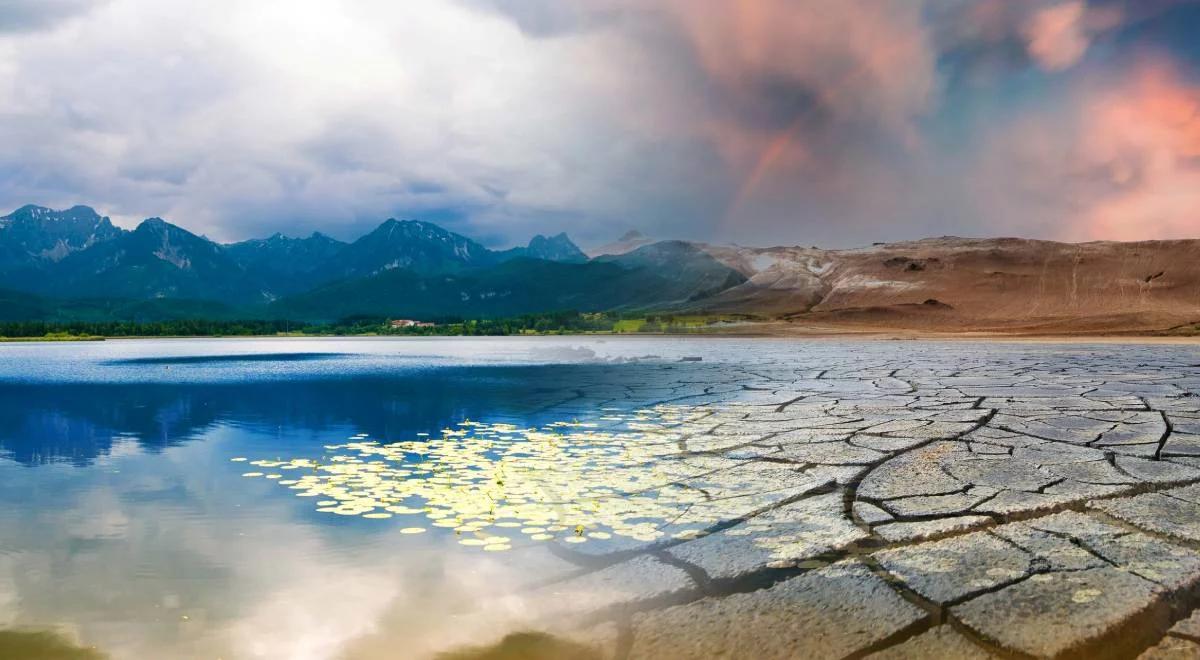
[2, 204, 1198, 333]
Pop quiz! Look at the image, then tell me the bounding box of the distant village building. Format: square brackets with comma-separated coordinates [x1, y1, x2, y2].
[389, 319, 435, 328]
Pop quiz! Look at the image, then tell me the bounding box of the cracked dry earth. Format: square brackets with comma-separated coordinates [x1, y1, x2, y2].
[478, 342, 1200, 660]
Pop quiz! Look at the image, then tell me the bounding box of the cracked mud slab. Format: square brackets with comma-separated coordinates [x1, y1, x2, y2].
[663, 492, 867, 582]
[627, 561, 926, 660]
[864, 625, 999, 659]
[953, 566, 1163, 658]
[436, 343, 1200, 659]
[1091, 490, 1200, 544]
[527, 555, 698, 621]
[1139, 636, 1200, 659]
[875, 531, 1034, 605]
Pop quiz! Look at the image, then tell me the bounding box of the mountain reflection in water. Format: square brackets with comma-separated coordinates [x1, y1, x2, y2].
[0, 364, 662, 467]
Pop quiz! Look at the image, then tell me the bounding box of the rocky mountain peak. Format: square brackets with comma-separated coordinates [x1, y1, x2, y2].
[525, 232, 587, 263]
[0, 204, 123, 264]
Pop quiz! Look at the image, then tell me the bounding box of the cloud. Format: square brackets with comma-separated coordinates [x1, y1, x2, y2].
[1074, 59, 1200, 239]
[0, 0, 1197, 246]
[507, 0, 945, 246]
[1024, 1, 1093, 70]
[969, 55, 1200, 241]
[0, 0, 102, 33]
[930, 0, 1139, 79]
[1022, 1, 1125, 71]
[0, 0, 714, 244]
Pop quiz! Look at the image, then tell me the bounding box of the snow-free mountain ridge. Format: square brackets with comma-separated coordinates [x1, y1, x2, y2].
[3, 205, 1199, 332]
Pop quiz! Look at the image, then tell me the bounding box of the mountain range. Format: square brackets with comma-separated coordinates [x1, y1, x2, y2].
[2, 204, 1199, 333]
[0, 205, 740, 322]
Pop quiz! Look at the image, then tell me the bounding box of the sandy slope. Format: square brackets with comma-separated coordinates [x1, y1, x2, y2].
[691, 237, 1200, 333]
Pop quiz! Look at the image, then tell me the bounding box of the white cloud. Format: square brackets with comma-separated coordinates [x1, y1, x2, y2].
[0, 0, 1195, 247]
[0, 0, 102, 33]
[0, 0, 708, 244]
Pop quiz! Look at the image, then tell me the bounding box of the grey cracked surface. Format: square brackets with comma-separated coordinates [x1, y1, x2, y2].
[473, 343, 1200, 659]
[865, 625, 999, 659]
[627, 561, 926, 660]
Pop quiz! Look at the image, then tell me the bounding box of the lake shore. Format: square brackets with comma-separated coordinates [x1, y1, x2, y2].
[5, 322, 1200, 344]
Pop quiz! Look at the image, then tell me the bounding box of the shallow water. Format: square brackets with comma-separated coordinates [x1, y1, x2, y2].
[0, 337, 757, 659]
[2, 337, 1199, 659]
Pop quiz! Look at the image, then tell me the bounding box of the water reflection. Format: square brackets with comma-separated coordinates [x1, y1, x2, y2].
[0, 355, 694, 659]
[107, 352, 355, 365]
[0, 364, 670, 467]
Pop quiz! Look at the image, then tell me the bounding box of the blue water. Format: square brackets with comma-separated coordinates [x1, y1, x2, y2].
[0, 337, 742, 659]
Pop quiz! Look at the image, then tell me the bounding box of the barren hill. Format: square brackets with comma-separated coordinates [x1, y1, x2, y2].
[5, 204, 1199, 334]
[692, 237, 1200, 333]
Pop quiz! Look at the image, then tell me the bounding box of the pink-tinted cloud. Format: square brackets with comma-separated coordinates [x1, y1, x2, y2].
[588, 0, 1200, 244]
[647, 1, 1200, 243]
[1022, 1, 1123, 71]
[1078, 61, 1200, 239]
[1024, 1, 1091, 70]
[583, 0, 937, 169]
[933, 0, 1128, 75]
[615, 0, 941, 242]
[5, 0, 1200, 245]
[977, 56, 1200, 241]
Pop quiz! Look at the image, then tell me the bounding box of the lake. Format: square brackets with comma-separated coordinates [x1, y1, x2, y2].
[3, 337, 1200, 659]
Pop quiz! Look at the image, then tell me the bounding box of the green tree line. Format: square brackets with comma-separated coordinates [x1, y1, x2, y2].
[0, 311, 751, 339]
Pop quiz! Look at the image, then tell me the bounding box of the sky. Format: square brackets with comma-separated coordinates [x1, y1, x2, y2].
[0, 0, 1198, 248]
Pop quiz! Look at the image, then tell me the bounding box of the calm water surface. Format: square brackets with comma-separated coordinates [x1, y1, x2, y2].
[0, 337, 765, 659]
[2, 337, 1197, 659]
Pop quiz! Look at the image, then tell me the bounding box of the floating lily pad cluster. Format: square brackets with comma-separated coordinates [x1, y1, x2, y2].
[235, 405, 740, 552]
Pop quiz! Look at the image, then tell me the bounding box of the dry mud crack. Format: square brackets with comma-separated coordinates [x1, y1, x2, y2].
[474, 344, 1200, 660]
